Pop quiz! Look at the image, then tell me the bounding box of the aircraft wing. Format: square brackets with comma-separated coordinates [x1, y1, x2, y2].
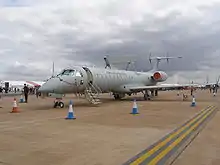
[127, 84, 199, 92]
[205, 83, 218, 86]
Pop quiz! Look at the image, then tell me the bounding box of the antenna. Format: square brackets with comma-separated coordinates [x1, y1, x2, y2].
[103, 55, 137, 70]
[45, 61, 55, 81]
[149, 52, 152, 64]
[216, 75, 220, 85]
[206, 75, 209, 84]
[125, 61, 136, 71]
[166, 52, 169, 63]
[148, 52, 182, 71]
[125, 61, 131, 70]
[104, 55, 111, 69]
[52, 61, 55, 77]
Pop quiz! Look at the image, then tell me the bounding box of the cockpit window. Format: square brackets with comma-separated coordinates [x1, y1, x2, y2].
[75, 71, 83, 77]
[60, 69, 75, 76]
[56, 69, 83, 77]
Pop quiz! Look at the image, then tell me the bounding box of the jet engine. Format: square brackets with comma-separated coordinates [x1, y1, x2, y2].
[152, 71, 168, 82]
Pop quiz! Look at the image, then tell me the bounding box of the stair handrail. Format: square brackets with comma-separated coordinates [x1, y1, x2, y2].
[92, 82, 102, 93]
[88, 82, 102, 94]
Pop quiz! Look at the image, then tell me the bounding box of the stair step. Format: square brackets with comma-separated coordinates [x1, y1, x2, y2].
[84, 84, 102, 104]
[91, 100, 101, 104]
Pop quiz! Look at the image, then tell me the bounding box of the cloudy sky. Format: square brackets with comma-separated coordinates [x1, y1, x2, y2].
[0, 0, 220, 84]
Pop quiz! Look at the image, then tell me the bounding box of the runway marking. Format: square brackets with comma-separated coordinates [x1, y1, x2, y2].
[122, 105, 217, 165]
[146, 107, 216, 165]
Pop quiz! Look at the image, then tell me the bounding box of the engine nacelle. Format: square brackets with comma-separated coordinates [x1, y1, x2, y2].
[152, 71, 168, 82]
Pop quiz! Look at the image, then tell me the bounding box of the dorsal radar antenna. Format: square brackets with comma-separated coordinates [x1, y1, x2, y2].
[149, 52, 182, 71]
[103, 55, 136, 70]
[125, 60, 136, 71]
[125, 61, 131, 71]
[104, 55, 111, 69]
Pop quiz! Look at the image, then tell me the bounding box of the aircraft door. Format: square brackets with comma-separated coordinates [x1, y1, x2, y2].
[82, 67, 93, 84]
[74, 71, 84, 87]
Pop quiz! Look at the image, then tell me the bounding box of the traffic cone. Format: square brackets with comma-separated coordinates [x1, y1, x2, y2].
[191, 95, 196, 107]
[65, 100, 76, 120]
[19, 95, 24, 103]
[11, 98, 19, 113]
[130, 99, 139, 114]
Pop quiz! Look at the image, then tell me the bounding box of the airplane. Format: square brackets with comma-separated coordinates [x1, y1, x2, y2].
[0, 80, 45, 87]
[0, 62, 55, 93]
[202, 75, 220, 93]
[0, 80, 45, 92]
[38, 55, 199, 108]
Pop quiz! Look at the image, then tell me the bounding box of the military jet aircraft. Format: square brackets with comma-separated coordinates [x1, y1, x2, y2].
[38, 56, 198, 108]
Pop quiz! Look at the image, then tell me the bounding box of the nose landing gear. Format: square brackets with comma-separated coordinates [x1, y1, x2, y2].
[54, 98, 65, 108]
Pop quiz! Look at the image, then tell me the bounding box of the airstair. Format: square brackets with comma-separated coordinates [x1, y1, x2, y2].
[84, 82, 102, 104]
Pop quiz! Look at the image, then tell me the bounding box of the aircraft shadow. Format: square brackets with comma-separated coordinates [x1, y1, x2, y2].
[30, 96, 217, 111]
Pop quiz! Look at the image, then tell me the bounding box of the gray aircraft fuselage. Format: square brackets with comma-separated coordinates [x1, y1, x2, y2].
[38, 66, 167, 94]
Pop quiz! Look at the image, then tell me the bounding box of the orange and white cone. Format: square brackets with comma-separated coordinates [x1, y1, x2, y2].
[11, 98, 19, 113]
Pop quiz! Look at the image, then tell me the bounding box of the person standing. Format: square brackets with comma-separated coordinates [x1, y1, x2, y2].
[23, 84, 29, 103]
[36, 87, 40, 98]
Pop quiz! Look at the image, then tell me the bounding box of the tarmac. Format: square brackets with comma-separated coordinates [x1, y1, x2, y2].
[0, 92, 22, 97]
[0, 90, 219, 165]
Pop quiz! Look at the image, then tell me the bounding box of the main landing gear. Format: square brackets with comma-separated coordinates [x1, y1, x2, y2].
[143, 90, 158, 100]
[155, 90, 158, 96]
[54, 98, 65, 108]
[144, 91, 151, 100]
[113, 93, 125, 100]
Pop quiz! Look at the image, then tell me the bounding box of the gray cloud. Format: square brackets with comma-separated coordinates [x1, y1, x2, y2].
[61, 4, 220, 74]
[1, 0, 220, 83]
[4, 63, 49, 80]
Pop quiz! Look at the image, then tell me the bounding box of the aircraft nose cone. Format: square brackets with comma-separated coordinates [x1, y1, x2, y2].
[38, 82, 51, 93]
[38, 78, 59, 93]
[38, 85, 45, 93]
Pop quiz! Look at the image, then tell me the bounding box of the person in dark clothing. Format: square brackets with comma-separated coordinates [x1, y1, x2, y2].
[190, 88, 193, 96]
[23, 84, 29, 103]
[36, 87, 40, 98]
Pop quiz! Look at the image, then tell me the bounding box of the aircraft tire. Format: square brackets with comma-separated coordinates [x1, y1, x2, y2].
[144, 93, 150, 100]
[114, 93, 125, 99]
[114, 94, 120, 100]
[54, 101, 59, 108]
[144, 94, 147, 100]
[58, 102, 65, 108]
[114, 94, 118, 100]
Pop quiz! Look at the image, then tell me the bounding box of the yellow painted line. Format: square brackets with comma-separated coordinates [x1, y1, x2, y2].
[129, 105, 214, 165]
[148, 107, 216, 164]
